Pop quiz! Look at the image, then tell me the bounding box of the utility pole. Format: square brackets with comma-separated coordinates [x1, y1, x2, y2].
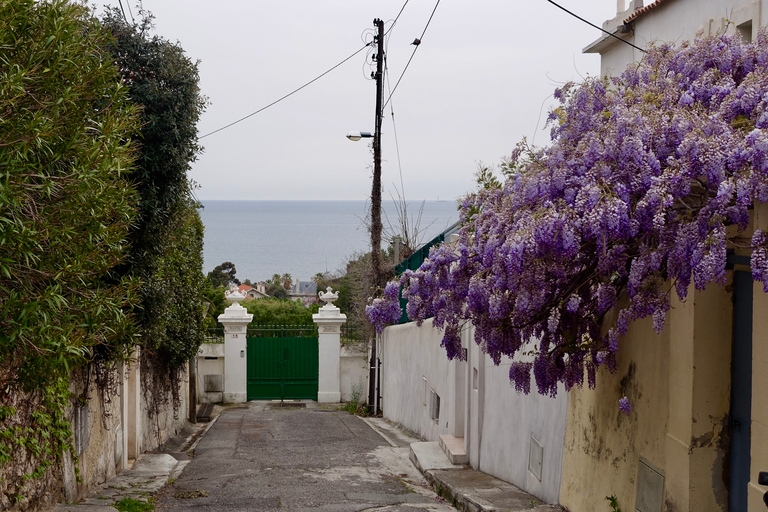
[371, 17, 385, 292]
[369, 18, 385, 415]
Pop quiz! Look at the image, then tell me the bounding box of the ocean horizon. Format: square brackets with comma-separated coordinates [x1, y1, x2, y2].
[199, 199, 459, 285]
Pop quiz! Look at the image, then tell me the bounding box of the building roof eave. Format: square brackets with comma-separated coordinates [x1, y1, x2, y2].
[583, 24, 633, 54]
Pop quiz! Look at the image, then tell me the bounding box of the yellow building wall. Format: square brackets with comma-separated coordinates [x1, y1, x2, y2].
[560, 281, 734, 512]
[750, 203, 768, 512]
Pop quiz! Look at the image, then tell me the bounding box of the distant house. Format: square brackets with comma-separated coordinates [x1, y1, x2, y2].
[238, 283, 269, 300]
[288, 281, 317, 306]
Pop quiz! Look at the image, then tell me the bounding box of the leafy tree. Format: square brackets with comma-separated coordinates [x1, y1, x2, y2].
[368, 31, 768, 406]
[242, 298, 319, 325]
[201, 280, 226, 328]
[100, 8, 207, 369]
[207, 261, 240, 288]
[265, 273, 292, 299]
[0, 0, 140, 497]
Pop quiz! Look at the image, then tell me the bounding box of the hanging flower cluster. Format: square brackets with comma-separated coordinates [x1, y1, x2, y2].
[366, 281, 403, 333]
[368, 31, 768, 399]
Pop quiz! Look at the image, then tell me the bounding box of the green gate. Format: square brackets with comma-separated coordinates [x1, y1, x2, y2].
[246, 325, 318, 401]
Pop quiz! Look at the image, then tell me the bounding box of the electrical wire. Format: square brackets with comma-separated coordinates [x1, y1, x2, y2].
[125, 0, 134, 23]
[384, 60, 406, 201]
[199, 44, 371, 139]
[117, 0, 128, 23]
[546, 0, 647, 53]
[384, 0, 410, 36]
[382, 0, 441, 110]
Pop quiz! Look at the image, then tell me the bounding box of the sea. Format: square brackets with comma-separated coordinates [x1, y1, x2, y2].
[199, 200, 459, 284]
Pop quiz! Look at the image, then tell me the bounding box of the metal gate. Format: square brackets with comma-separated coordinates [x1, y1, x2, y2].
[246, 325, 318, 401]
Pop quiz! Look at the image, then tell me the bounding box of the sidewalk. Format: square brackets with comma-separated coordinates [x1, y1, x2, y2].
[54, 413, 216, 511]
[372, 419, 565, 512]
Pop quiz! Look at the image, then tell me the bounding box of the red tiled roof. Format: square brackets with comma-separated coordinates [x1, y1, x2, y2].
[624, 0, 674, 24]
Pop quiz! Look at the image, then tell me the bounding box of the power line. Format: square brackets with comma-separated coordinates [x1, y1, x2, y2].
[117, 0, 128, 23]
[125, 0, 134, 23]
[546, 0, 647, 54]
[382, 0, 441, 110]
[199, 44, 371, 139]
[384, 61, 406, 199]
[384, 0, 410, 36]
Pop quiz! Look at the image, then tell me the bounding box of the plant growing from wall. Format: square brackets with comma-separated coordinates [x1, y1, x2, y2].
[367, 31, 768, 407]
[0, 0, 140, 503]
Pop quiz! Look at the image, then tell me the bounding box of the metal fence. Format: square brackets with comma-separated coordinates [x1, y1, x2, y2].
[247, 324, 318, 338]
[203, 326, 224, 343]
[341, 323, 366, 343]
[206, 323, 365, 342]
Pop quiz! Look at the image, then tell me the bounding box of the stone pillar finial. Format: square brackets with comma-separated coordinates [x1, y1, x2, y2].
[225, 283, 246, 304]
[313, 288, 347, 403]
[218, 287, 253, 403]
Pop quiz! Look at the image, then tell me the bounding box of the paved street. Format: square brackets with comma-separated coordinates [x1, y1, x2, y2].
[154, 402, 455, 511]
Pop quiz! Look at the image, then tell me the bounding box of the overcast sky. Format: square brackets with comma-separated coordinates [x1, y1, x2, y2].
[95, 1, 622, 202]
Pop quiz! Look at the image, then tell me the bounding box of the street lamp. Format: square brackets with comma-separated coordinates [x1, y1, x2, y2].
[346, 131, 372, 141]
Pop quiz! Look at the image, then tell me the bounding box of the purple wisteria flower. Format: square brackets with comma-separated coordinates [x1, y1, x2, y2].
[619, 397, 631, 416]
[365, 281, 402, 334]
[366, 31, 768, 413]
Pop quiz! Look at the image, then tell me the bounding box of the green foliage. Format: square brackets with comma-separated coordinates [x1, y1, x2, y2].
[0, 0, 140, 386]
[1, 378, 78, 503]
[0, 0, 140, 495]
[140, 204, 205, 367]
[241, 298, 319, 325]
[206, 261, 239, 288]
[114, 496, 155, 512]
[100, 8, 206, 370]
[606, 495, 622, 512]
[201, 280, 226, 328]
[265, 273, 293, 299]
[341, 382, 367, 415]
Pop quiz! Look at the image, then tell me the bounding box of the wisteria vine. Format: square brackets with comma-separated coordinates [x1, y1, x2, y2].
[367, 31, 768, 401]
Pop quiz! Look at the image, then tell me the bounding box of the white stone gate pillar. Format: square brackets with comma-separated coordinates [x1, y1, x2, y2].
[218, 285, 253, 403]
[313, 287, 347, 403]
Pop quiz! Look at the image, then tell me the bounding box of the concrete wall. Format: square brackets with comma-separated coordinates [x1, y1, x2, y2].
[58, 351, 191, 506]
[469, 339, 568, 504]
[750, 202, 768, 511]
[587, 0, 765, 78]
[560, 281, 734, 512]
[139, 360, 190, 454]
[379, 319, 568, 504]
[380, 319, 463, 442]
[197, 343, 225, 404]
[340, 342, 368, 403]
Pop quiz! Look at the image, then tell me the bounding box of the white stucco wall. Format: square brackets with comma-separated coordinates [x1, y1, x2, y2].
[197, 343, 225, 404]
[588, 0, 764, 78]
[380, 319, 463, 441]
[340, 343, 368, 403]
[380, 319, 568, 504]
[471, 348, 567, 504]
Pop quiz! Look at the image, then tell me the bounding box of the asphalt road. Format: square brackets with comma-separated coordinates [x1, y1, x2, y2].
[154, 402, 455, 511]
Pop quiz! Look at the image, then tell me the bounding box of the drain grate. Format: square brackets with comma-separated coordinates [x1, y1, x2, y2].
[267, 401, 307, 409]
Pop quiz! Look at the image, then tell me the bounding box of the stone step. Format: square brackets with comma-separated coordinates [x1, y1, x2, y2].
[409, 441, 463, 473]
[438, 434, 468, 465]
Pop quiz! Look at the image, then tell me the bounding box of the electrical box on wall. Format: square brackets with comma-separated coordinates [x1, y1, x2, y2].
[528, 434, 543, 481]
[429, 389, 440, 423]
[635, 457, 664, 512]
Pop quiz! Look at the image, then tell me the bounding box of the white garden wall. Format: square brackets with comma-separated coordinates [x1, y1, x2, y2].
[380, 319, 568, 504]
